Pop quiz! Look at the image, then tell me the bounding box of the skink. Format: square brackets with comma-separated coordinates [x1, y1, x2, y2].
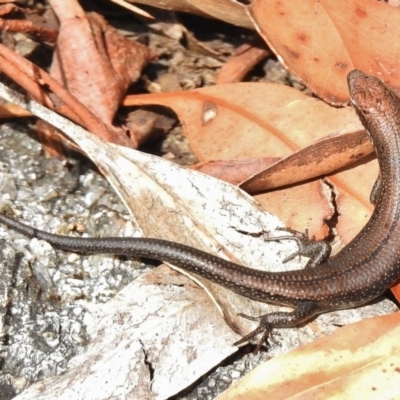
[1, 70, 399, 350]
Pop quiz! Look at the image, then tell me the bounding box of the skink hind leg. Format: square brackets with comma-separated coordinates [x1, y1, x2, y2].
[266, 228, 331, 269]
[234, 301, 320, 353]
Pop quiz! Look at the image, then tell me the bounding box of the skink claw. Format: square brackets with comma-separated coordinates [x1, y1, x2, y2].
[234, 313, 274, 353]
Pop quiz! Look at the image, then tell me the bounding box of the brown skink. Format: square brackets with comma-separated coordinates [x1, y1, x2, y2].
[0, 70, 399, 350]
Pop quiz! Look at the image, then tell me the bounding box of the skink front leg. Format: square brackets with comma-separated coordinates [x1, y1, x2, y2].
[266, 228, 331, 269]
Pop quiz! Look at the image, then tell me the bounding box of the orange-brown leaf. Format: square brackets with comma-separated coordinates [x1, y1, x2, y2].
[248, 0, 400, 104]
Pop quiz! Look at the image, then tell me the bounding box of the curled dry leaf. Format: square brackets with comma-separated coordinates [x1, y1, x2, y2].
[240, 130, 371, 192]
[49, 0, 151, 147]
[248, 0, 400, 104]
[240, 131, 375, 239]
[195, 127, 371, 184]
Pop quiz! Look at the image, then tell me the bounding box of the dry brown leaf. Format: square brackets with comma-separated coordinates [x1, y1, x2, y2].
[124, 83, 363, 161]
[216, 42, 269, 84]
[127, 0, 254, 29]
[256, 181, 333, 241]
[248, 0, 400, 104]
[241, 130, 371, 192]
[0, 41, 124, 152]
[124, 83, 375, 241]
[0, 7, 58, 42]
[217, 312, 400, 400]
[192, 130, 371, 194]
[48, 0, 151, 146]
[194, 159, 335, 238]
[192, 157, 279, 186]
[331, 157, 377, 246]
[0, 103, 31, 118]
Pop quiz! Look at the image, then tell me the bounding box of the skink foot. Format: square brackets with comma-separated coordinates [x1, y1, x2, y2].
[234, 313, 276, 353]
[234, 301, 320, 352]
[266, 227, 331, 268]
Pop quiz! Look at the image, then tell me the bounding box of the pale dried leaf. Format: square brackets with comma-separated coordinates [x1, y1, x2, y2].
[15, 267, 236, 400]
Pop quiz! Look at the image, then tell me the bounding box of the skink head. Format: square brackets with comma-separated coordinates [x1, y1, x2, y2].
[347, 69, 388, 116]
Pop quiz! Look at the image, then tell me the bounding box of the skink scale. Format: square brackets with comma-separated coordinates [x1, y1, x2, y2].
[1, 70, 399, 350]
